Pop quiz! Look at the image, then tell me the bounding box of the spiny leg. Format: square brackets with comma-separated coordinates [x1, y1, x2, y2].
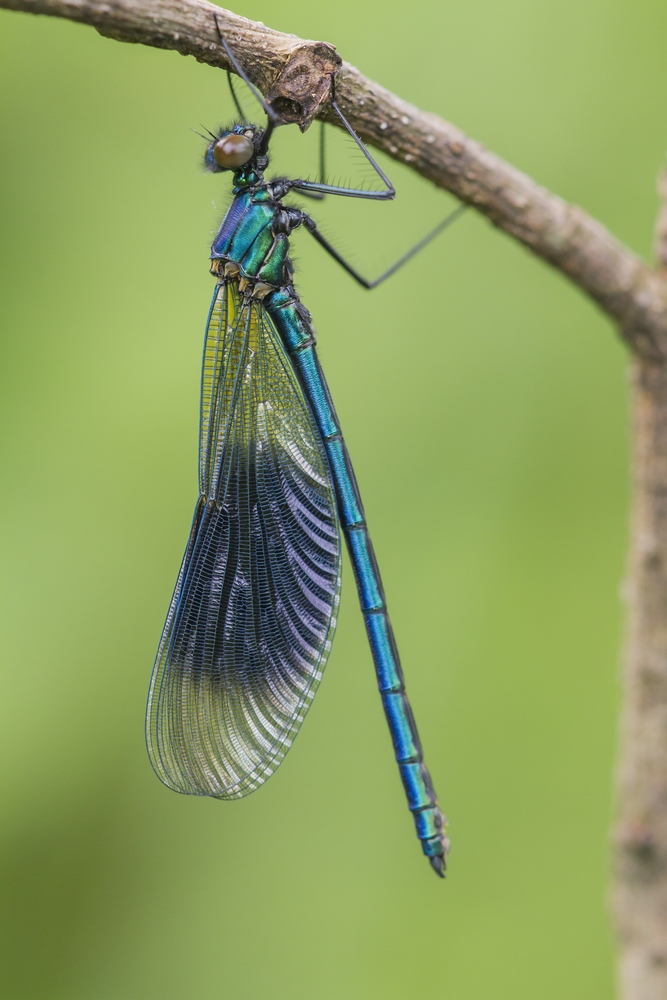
[302, 204, 467, 289]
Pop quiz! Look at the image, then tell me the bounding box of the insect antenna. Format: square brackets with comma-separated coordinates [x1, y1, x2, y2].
[191, 128, 214, 142]
[192, 124, 219, 143]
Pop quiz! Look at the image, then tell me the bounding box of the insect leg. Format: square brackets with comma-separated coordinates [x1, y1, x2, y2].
[227, 71, 248, 121]
[213, 14, 279, 121]
[302, 204, 467, 289]
[290, 77, 395, 201]
[319, 121, 326, 185]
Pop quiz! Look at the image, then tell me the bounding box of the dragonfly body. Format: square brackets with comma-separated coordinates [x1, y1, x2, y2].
[147, 115, 450, 876]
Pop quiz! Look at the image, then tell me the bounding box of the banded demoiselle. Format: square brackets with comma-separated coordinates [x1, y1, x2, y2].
[146, 36, 464, 877]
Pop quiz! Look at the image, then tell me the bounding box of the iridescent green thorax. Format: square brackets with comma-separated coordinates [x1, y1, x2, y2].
[210, 189, 290, 288]
[232, 168, 261, 189]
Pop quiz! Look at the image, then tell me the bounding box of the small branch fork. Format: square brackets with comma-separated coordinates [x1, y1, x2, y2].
[4, 1, 667, 996]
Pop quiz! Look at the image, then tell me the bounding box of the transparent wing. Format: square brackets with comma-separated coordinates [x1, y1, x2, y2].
[146, 280, 342, 798]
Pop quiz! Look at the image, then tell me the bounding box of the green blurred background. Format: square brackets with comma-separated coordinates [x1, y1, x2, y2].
[1, 1, 665, 997]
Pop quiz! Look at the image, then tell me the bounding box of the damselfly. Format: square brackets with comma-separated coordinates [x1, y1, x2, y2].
[146, 33, 464, 877]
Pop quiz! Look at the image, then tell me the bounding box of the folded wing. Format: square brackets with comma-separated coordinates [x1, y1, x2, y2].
[146, 280, 341, 798]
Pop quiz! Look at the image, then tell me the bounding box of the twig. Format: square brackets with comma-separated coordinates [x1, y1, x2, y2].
[1, 0, 667, 359]
[656, 161, 667, 271]
[612, 160, 667, 1000]
[614, 353, 667, 998]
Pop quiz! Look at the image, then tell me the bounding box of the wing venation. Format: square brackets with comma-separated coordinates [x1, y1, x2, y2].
[146, 280, 341, 798]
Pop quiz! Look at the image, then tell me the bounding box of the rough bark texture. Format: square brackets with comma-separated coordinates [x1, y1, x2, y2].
[656, 165, 667, 272]
[613, 173, 667, 1000]
[616, 359, 667, 997]
[3, 2, 667, 996]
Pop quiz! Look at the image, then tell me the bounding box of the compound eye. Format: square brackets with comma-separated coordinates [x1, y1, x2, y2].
[213, 133, 254, 169]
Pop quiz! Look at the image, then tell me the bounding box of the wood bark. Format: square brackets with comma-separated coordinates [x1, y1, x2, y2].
[2, 2, 667, 995]
[614, 172, 667, 999]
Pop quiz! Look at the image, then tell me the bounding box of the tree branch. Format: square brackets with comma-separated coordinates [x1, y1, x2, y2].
[2, 0, 667, 359]
[614, 354, 667, 1000]
[655, 162, 667, 272]
[609, 158, 667, 1000]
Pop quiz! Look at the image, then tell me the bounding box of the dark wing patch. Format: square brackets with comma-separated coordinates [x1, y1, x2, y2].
[146, 280, 341, 798]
